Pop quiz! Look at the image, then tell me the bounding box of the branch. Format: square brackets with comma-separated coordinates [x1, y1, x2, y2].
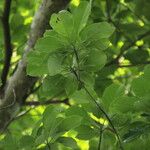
[105, 0, 150, 68]
[0, 0, 70, 133]
[106, 0, 111, 22]
[107, 30, 150, 66]
[1, 0, 12, 88]
[24, 98, 71, 106]
[71, 44, 124, 150]
[98, 125, 103, 150]
[105, 0, 132, 43]
[117, 61, 150, 68]
[120, 2, 145, 23]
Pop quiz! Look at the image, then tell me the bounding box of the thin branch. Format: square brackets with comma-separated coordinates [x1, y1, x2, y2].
[117, 61, 150, 68]
[24, 98, 71, 106]
[0, 0, 70, 133]
[105, 0, 150, 67]
[46, 140, 51, 150]
[71, 45, 124, 150]
[1, 0, 12, 88]
[119, 30, 150, 58]
[83, 86, 124, 150]
[120, 2, 145, 23]
[107, 30, 150, 66]
[98, 126, 103, 150]
[106, 0, 111, 22]
[14, 108, 33, 120]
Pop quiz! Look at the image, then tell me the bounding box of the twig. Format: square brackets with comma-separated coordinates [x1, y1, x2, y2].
[98, 125, 103, 150]
[14, 108, 33, 120]
[24, 98, 70, 106]
[106, 0, 111, 22]
[120, 2, 145, 23]
[118, 30, 150, 59]
[118, 61, 150, 68]
[1, 0, 12, 88]
[83, 86, 124, 150]
[105, 0, 150, 67]
[107, 30, 150, 66]
[71, 45, 124, 150]
[46, 140, 51, 150]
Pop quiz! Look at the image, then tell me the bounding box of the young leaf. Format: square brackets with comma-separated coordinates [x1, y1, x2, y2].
[73, 1, 91, 34]
[50, 10, 74, 39]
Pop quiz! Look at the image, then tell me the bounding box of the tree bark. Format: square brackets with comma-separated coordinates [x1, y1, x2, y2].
[0, 0, 70, 133]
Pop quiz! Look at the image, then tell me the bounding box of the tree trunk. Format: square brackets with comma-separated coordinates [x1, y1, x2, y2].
[0, 0, 70, 133]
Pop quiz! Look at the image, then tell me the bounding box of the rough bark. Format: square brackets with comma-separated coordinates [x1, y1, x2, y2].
[0, 0, 70, 133]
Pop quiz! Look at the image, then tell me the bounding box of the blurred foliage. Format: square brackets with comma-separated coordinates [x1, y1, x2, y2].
[0, 0, 150, 150]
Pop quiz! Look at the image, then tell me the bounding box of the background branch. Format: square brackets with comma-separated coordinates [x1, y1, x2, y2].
[24, 98, 70, 106]
[1, 0, 12, 88]
[0, 0, 70, 133]
[117, 61, 150, 68]
[107, 30, 150, 66]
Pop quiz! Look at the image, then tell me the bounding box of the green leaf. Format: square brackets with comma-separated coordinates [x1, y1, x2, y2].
[73, 1, 91, 34]
[132, 76, 150, 97]
[65, 75, 78, 96]
[80, 22, 115, 41]
[35, 127, 49, 145]
[102, 83, 125, 111]
[40, 75, 66, 98]
[47, 54, 63, 76]
[124, 49, 149, 64]
[135, 0, 150, 20]
[75, 125, 96, 140]
[111, 113, 131, 127]
[1, 134, 19, 150]
[119, 23, 146, 39]
[65, 106, 88, 118]
[27, 51, 49, 76]
[19, 135, 35, 149]
[143, 65, 150, 80]
[134, 96, 150, 112]
[80, 71, 95, 88]
[89, 38, 110, 50]
[66, 106, 92, 126]
[110, 96, 138, 113]
[123, 121, 150, 143]
[71, 89, 91, 103]
[83, 50, 107, 72]
[57, 137, 78, 149]
[50, 10, 74, 39]
[35, 32, 64, 53]
[57, 115, 82, 132]
[43, 105, 62, 131]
